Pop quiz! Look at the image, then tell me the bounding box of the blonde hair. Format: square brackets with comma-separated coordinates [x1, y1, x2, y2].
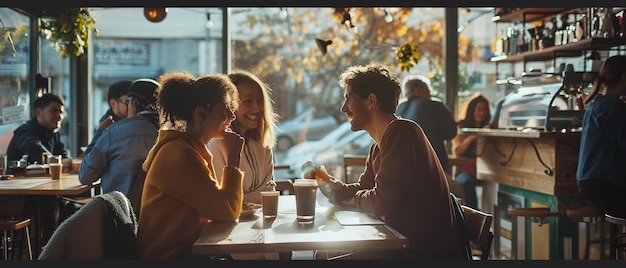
[228, 69, 278, 149]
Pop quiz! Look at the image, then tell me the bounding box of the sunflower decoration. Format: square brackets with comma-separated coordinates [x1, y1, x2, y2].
[396, 43, 420, 72]
[40, 8, 98, 57]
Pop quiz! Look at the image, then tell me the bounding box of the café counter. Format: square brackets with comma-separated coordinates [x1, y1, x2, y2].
[458, 128, 586, 260]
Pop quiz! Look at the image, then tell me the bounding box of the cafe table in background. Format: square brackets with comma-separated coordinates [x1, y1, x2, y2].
[0, 173, 94, 257]
[193, 194, 409, 259]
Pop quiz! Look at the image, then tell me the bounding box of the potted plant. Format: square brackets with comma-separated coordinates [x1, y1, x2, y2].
[40, 8, 97, 57]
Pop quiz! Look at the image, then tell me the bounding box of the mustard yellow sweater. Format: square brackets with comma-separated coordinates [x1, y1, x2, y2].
[137, 130, 243, 259]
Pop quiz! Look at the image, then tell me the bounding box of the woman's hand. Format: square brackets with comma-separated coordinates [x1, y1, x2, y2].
[223, 129, 244, 168]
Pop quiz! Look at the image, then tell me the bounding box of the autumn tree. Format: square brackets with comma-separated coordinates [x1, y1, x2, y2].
[231, 7, 477, 119]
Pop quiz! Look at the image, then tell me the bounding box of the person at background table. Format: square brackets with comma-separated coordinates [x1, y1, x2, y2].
[577, 55, 626, 218]
[6, 93, 72, 171]
[396, 75, 465, 201]
[208, 70, 278, 204]
[451, 93, 491, 210]
[310, 62, 468, 259]
[5, 93, 74, 245]
[79, 79, 160, 204]
[396, 74, 457, 175]
[137, 71, 244, 260]
[83, 80, 133, 156]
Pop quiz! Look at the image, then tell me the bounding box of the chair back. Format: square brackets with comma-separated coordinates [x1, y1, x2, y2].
[343, 154, 367, 183]
[461, 205, 494, 260]
[450, 193, 472, 260]
[274, 180, 294, 195]
[38, 191, 138, 260]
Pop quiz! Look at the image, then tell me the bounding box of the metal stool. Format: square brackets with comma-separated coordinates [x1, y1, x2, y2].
[604, 214, 626, 260]
[566, 206, 609, 259]
[507, 207, 563, 259]
[0, 219, 32, 260]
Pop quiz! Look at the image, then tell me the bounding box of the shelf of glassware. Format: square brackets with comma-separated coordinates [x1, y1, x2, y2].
[490, 37, 626, 63]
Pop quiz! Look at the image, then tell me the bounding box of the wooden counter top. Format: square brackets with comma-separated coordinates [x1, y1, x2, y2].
[459, 128, 581, 139]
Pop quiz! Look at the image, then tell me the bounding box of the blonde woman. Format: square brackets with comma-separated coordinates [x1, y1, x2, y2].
[208, 70, 279, 204]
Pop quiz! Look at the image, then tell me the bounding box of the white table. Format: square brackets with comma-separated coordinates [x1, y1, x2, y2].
[193, 195, 408, 257]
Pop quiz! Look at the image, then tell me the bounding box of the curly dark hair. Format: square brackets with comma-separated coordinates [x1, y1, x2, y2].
[338, 62, 401, 113]
[155, 71, 239, 130]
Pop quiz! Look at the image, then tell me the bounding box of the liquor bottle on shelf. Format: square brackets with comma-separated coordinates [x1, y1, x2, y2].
[508, 23, 518, 55]
[600, 7, 614, 37]
[502, 28, 510, 56]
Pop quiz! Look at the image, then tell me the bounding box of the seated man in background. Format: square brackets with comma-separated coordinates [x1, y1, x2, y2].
[83, 80, 132, 156]
[397, 75, 457, 174]
[6, 93, 74, 245]
[396, 75, 464, 201]
[80, 78, 160, 211]
[6, 93, 72, 169]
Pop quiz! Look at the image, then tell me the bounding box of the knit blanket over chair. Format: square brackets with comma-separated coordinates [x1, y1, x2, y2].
[38, 191, 138, 260]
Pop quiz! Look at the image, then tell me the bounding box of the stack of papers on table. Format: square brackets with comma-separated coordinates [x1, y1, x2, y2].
[333, 210, 384, 225]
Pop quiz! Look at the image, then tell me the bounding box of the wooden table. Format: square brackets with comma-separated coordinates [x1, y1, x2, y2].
[0, 174, 93, 257]
[193, 195, 409, 259]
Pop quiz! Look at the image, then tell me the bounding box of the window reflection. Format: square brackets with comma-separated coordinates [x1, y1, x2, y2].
[90, 7, 224, 137]
[0, 8, 30, 153]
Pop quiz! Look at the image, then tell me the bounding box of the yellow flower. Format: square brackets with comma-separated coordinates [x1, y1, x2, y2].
[396, 43, 420, 72]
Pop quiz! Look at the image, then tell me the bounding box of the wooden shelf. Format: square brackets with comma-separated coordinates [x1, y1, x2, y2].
[490, 38, 626, 63]
[491, 8, 575, 23]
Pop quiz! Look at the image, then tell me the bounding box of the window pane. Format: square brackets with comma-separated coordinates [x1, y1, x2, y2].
[0, 8, 30, 153]
[89, 7, 224, 137]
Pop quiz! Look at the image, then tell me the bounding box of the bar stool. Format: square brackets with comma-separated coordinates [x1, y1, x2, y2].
[507, 207, 562, 259]
[508, 207, 562, 227]
[0, 218, 32, 260]
[565, 206, 609, 259]
[604, 214, 626, 260]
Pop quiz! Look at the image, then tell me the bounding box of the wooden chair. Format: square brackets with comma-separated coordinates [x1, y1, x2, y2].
[274, 180, 294, 195]
[461, 205, 494, 260]
[274, 165, 295, 195]
[0, 196, 32, 260]
[343, 154, 367, 183]
[0, 219, 32, 260]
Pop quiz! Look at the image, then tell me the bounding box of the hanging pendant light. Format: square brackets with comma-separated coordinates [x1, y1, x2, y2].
[144, 7, 168, 23]
[315, 38, 333, 56]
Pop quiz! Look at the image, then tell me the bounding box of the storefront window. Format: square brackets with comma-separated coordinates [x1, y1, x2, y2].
[90, 7, 224, 140]
[0, 8, 30, 153]
[86, 7, 494, 180]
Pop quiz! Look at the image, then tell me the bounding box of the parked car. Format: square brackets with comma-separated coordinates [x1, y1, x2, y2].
[313, 130, 373, 181]
[278, 121, 354, 174]
[275, 107, 344, 152]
